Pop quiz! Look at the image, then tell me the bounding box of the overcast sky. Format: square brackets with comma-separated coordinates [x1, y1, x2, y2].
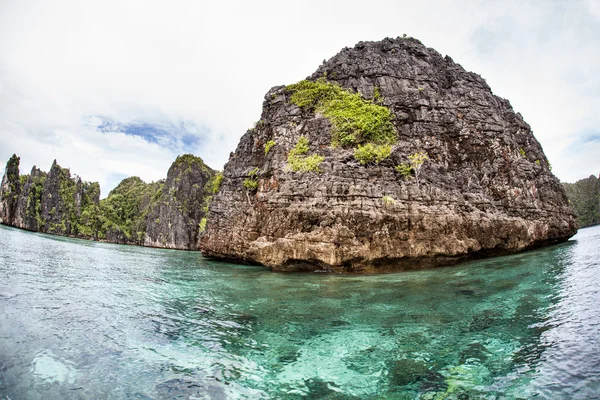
[1, 0, 599, 197]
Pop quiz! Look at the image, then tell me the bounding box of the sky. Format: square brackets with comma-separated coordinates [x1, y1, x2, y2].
[1, 0, 599, 197]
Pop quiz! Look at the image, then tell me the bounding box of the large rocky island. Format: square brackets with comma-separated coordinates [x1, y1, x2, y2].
[200, 37, 577, 272]
[0, 154, 218, 250]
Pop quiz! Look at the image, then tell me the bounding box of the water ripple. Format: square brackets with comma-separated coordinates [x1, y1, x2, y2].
[0, 224, 599, 398]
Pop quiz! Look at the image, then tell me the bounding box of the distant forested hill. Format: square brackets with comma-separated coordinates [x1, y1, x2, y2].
[563, 174, 600, 228]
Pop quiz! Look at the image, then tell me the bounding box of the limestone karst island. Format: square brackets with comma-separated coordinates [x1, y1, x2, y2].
[1, 38, 578, 271]
[1, 36, 599, 399]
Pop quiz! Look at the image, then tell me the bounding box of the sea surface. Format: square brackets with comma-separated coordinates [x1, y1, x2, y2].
[0, 224, 599, 399]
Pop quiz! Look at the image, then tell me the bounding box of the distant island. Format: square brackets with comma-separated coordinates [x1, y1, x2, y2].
[1, 37, 583, 273]
[563, 174, 600, 228]
[0, 154, 219, 250]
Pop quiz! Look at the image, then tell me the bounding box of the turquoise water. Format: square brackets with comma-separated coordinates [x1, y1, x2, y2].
[0, 225, 599, 399]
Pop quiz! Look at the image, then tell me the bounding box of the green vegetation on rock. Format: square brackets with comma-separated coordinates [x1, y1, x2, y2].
[264, 140, 276, 154]
[174, 153, 212, 175]
[98, 177, 163, 240]
[382, 195, 395, 207]
[409, 152, 429, 188]
[354, 143, 392, 165]
[198, 217, 207, 233]
[286, 78, 396, 147]
[289, 136, 310, 157]
[519, 148, 526, 158]
[243, 167, 259, 191]
[395, 152, 428, 183]
[395, 163, 412, 177]
[286, 136, 324, 173]
[205, 172, 223, 195]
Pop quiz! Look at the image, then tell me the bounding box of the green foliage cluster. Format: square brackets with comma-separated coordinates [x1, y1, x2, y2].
[289, 136, 310, 156]
[396, 151, 429, 187]
[409, 152, 428, 187]
[24, 174, 47, 228]
[354, 143, 392, 165]
[563, 175, 600, 228]
[75, 182, 101, 236]
[56, 167, 78, 234]
[519, 148, 527, 158]
[199, 171, 223, 235]
[198, 217, 207, 233]
[408, 152, 429, 169]
[286, 136, 325, 173]
[286, 78, 396, 147]
[287, 154, 325, 173]
[243, 167, 259, 191]
[205, 172, 223, 195]
[373, 86, 382, 104]
[395, 163, 412, 177]
[382, 195, 395, 207]
[264, 140, 276, 154]
[174, 154, 211, 174]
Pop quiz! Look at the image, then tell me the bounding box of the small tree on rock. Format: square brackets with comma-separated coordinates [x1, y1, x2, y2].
[408, 152, 428, 188]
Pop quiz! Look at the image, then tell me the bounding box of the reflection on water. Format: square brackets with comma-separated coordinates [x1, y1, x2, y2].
[1, 225, 599, 399]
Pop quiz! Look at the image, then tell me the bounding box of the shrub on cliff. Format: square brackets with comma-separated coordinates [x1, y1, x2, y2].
[395, 163, 412, 177]
[243, 167, 259, 191]
[264, 140, 276, 154]
[354, 143, 392, 165]
[286, 136, 325, 173]
[286, 78, 396, 147]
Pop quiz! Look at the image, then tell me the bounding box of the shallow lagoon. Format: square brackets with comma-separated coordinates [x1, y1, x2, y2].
[1, 224, 599, 399]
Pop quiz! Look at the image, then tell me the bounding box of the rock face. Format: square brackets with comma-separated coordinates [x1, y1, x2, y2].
[0, 154, 217, 250]
[143, 154, 217, 249]
[0, 155, 99, 236]
[563, 174, 600, 228]
[200, 37, 577, 272]
[0, 155, 21, 226]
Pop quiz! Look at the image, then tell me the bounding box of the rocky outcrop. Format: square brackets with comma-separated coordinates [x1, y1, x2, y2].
[200, 37, 577, 272]
[15, 166, 47, 231]
[0, 155, 22, 226]
[563, 174, 600, 228]
[0, 155, 98, 236]
[143, 155, 217, 249]
[39, 160, 100, 236]
[0, 154, 217, 250]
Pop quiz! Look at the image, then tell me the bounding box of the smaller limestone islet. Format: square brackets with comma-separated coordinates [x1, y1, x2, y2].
[0, 154, 218, 250]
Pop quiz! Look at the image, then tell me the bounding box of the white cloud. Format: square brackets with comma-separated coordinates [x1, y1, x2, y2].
[0, 0, 599, 194]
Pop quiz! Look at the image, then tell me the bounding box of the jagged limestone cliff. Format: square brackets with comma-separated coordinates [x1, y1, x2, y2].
[0, 155, 100, 236]
[0, 154, 217, 250]
[200, 37, 577, 272]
